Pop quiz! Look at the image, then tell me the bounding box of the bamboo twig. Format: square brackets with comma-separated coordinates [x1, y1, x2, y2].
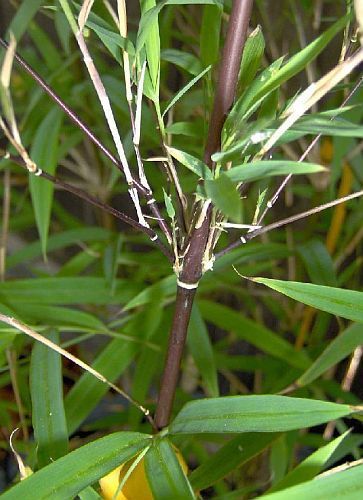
[2, 153, 173, 261]
[0, 37, 172, 243]
[0, 313, 156, 430]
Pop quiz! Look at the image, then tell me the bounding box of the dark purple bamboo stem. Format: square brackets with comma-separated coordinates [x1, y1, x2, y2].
[154, 0, 254, 430]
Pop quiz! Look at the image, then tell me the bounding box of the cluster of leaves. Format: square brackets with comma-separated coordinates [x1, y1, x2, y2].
[0, 0, 363, 498]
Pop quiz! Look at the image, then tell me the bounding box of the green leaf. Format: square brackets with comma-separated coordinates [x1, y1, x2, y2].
[222, 161, 325, 182]
[18, 304, 107, 332]
[189, 433, 279, 491]
[163, 189, 176, 219]
[77, 486, 102, 500]
[268, 431, 350, 493]
[198, 300, 310, 370]
[205, 173, 242, 220]
[145, 438, 195, 500]
[262, 463, 363, 500]
[187, 305, 219, 397]
[139, 0, 160, 91]
[237, 25, 265, 96]
[166, 146, 212, 179]
[7, 0, 44, 41]
[291, 115, 363, 138]
[7, 227, 111, 269]
[0, 277, 139, 306]
[298, 323, 363, 387]
[2, 432, 150, 500]
[169, 396, 354, 434]
[29, 107, 63, 256]
[298, 240, 337, 286]
[65, 338, 137, 435]
[253, 13, 351, 105]
[251, 278, 363, 323]
[200, 4, 222, 67]
[30, 330, 68, 467]
[162, 65, 211, 118]
[124, 275, 176, 311]
[161, 49, 202, 76]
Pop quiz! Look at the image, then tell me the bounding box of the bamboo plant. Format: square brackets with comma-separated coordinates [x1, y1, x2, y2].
[1, 0, 363, 498]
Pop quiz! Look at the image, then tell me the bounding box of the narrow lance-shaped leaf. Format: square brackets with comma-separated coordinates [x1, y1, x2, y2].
[30, 329, 68, 467]
[205, 173, 242, 221]
[162, 65, 211, 118]
[189, 433, 279, 491]
[237, 25, 265, 96]
[65, 337, 137, 435]
[222, 160, 325, 183]
[187, 305, 219, 397]
[30, 107, 63, 256]
[251, 277, 363, 323]
[145, 438, 195, 500]
[2, 432, 151, 500]
[297, 323, 363, 387]
[268, 430, 350, 493]
[262, 463, 363, 500]
[166, 146, 212, 179]
[169, 395, 356, 434]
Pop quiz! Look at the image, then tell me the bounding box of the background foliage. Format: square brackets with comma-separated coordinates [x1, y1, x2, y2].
[0, 0, 362, 498]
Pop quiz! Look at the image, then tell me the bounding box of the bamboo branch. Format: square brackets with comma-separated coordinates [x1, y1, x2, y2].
[154, 0, 254, 430]
[0, 37, 172, 243]
[2, 153, 173, 261]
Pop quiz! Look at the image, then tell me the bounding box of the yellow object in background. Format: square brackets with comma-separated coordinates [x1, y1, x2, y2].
[99, 448, 188, 500]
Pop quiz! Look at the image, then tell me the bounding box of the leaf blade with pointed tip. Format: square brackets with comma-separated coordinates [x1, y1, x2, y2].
[223, 161, 325, 183]
[205, 173, 241, 220]
[29, 107, 63, 256]
[169, 396, 355, 434]
[166, 146, 212, 179]
[251, 278, 363, 323]
[30, 329, 68, 467]
[145, 438, 195, 500]
[2, 432, 150, 500]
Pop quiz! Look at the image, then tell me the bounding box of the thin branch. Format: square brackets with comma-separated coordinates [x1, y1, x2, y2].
[3, 153, 173, 261]
[216, 189, 363, 259]
[250, 190, 363, 239]
[0, 37, 172, 243]
[0, 313, 156, 430]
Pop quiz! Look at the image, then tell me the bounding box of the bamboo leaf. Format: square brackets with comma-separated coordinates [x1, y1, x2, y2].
[200, 4, 222, 67]
[187, 305, 219, 397]
[198, 300, 310, 370]
[189, 433, 279, 491]
[169, 396, 355, 434]
[29, 107, 63, 256]
[0, 277, 140, 306]
[145, 438, 195, 499]
[161, 49, 203, 76]
[205, 174, 242, 220]
[7, 0, 44, 41]
[298, 323, 363, 387]
[237, 25, 265, 96]
[166, 146, 212, 179]
[222, 161, 325, 183]
[262, 463, 363, 500]
[30, 330, 68, 467]
[251, 278, 363, 323]
[2, 432, 150, 500]
[162, 65, 211, 118]
[298, 240, 337, 286]
[65, 338, 137, 435]
[253, 13, 351, 105]
[268, 431, 350, 493]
